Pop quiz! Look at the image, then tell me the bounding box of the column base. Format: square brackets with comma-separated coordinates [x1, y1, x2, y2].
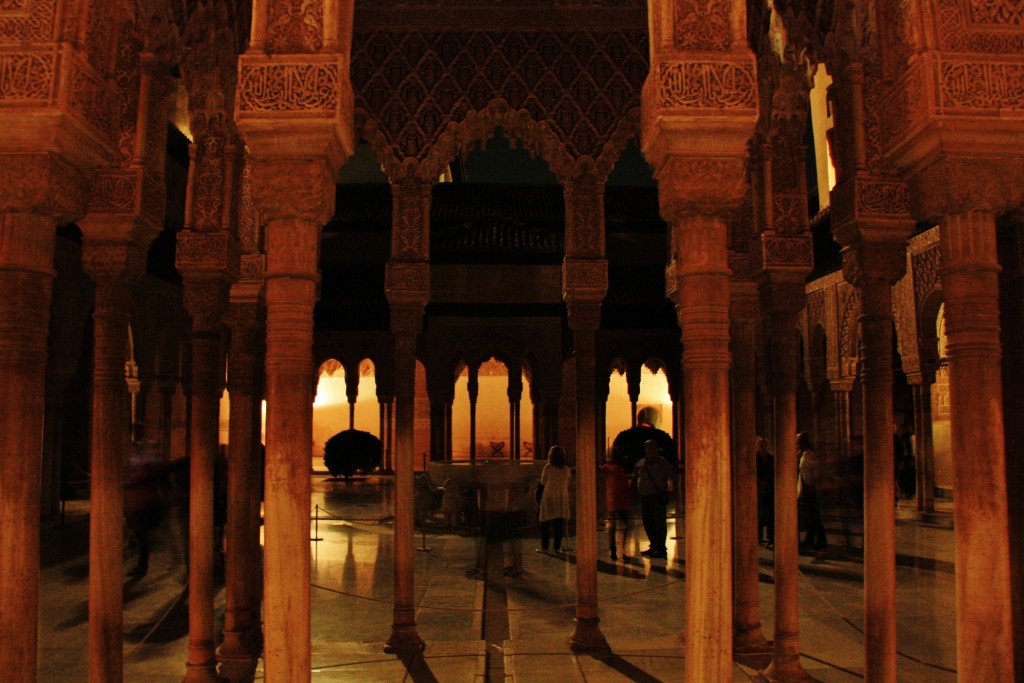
[384, 625, 425, 654]
[568, 617, 610, 653]
[758, 656, 818, 682]
[733, 624, 771, 653]
[181, 663, 227, 683]
[218, 631, 259, 683]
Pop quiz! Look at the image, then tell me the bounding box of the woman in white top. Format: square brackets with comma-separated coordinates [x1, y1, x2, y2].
[537, 445, 572, 552]
[797, 431, 827, 550]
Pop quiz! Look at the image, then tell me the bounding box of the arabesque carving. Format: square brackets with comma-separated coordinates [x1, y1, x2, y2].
[562, 258, 608, 298]
[940, 61, 1024, 110]
[89, 171, 139, 213]
[0, 52, 54, 101]
[248, 158, 335, 226]
[0, 0, 57, 43]
[0, 153, 89, 220]
[653, 59, 757, 110]
[762, 235, 813, 268]
[385, 260, 430, 296]
[238, 61, 340, 112]
[177, 231, 240, 271]
[937, 0, 1024, 52]
[266, 0, 323, 54]
[351, 29, 647, 164]
[673, 0, 731, 51]
[912, 241, 941, 310]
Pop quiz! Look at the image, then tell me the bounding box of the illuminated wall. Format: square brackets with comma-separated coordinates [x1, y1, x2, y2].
[605, 365, 673, 456]
[451, 358, 534, 459]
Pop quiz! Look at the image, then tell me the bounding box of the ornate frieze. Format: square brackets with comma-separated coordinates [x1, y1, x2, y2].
[656, 157, 748, 218]
[266, 0, 324, 54]
[69, 53, 119, 142]
[176, 230, 241, 279]
[939, 60, 1024, 110]
[0, 0, 57, 43]
[911, 156, 1024, 218]
[937, 0, 1024, 52]
[351, 29, 647, 163]
[760, 235, 813, 269]
[239, 253, 265, 282]
[564, 173, 603, 258]
[248, 158, 335, 226]
[562, 257, 608, 300]
[89, 169, 139, 214]
[0, 153, 89, 220]
[237, 60, 341, 113]
[651, 59, 757, 111]
[673, 0, 731, 51]
[385, 260, 430, 298]
[0, 50, 55, 101]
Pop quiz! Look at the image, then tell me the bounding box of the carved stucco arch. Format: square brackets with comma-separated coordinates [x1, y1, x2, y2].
[362, 99, 642, 183]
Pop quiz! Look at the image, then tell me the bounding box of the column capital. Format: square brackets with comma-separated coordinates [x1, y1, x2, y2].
[910, 156, 1024, 221]
[840, 239, 907, 289]
[176, 229, 242, 282]
[183, 276, 231, 334]
[391, 178, 432, 260]
[562, 258, 608, 303]
[656, 156, 749, 223]
[235, 52, 355, 170]
[385, 260, 430, 307]
[751, 230, 813, 280]
[249, 158, 337, 227]
[0, 154, 91, 222]
[81, 240, 148, 283]
[729, 277, 760, 324]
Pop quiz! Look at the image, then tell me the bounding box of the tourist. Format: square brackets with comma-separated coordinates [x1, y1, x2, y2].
[537, 445, 572, 553]
[797, 431, 827, 551]
[634, 439, 673, 559]
[600, 451, 632, 560]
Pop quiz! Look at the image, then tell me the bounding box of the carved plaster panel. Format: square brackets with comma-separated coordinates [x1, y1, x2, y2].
[0, 50, 56, 102]
[562, 258, 608, 299]
[761, 235, 813, 269]
[266, 0, 323, 54]
[936, 0, 1024, 53]
[673, 0, 731, 51]
[0, 0, 57, 43]
[176, 230, 241, 278]
[351, 29, 647, 164]
[651, 59, 757, 111]
[237, 60, 341, 113]
[385, 260, 430, 298]
[0, 153, 89, 220]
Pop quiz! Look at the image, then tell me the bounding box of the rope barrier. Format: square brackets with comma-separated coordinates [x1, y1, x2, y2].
[796, 560, 957, 674]
[125, 579, 190, 660]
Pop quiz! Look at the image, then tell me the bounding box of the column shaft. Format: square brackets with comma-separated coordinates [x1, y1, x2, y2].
[386, 332, 425, 652]
[764, 312, 807, 681]
[221, 318, 263, 673]
[675, 216, 732, 681]
[568, 315, 608, 651]
[263, 273, 315, 680]
[184, 332, 223, 681]
[730, 315, 767, 650]
[942, 211, 1014, 680]
[0, 214, 56, 682]
[88, 280, 131, 683]
[859, 283, 897, 683]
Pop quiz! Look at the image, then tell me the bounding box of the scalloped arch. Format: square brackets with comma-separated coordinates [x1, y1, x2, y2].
[362, 100, 642, 183]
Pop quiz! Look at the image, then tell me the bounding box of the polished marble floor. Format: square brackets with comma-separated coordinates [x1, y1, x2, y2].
[38, 475, 957, 681]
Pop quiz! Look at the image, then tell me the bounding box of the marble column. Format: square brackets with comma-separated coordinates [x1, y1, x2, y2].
[0, 191, 81, 681]
[248, 159, 336, 682]
[429, 394, 447, 461]
[831, 384, 852, 463]
[668, 214, 734, 680]
[567, 301, 609, 652]
[941, 211, 1014, 679]
[761, 289, 811, 682]
[627, 365, 640, 427]
[181, 278, 230, 683]
[81, 249, 139, 683]
[843, 242, 906, 683]
[730, 273, 769, 652]
[385, 301, 427, 653]
[219, 303, 265, 679]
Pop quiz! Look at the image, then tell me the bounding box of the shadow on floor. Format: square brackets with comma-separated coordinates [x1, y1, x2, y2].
[588, 651, 668, 683]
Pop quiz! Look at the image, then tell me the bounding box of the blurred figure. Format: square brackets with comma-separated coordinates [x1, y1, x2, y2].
[125, 441, 165, 577]
[797, 432, 827, 551]
[600, 451, 632, 560]
[537, 445, 572, 553]
[634, 439, 673, 559]
[755, 436, 775, 547]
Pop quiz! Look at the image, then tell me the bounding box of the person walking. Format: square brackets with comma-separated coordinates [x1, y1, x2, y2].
[634, 439, 673, 559]
[600, 451, 632, 560]
[537, 445, 572, 553]
[797, 431, 827, 551]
